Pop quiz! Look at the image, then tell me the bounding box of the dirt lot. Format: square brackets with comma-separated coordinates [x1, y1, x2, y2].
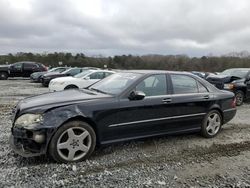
[0, 79, 250, 187]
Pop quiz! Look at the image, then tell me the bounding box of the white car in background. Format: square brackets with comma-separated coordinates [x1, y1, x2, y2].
[49, 69, 115, 92]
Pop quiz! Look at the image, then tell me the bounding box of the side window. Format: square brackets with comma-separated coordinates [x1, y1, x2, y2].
[171, 74, 198, 94]
[197, 81, 208, 93]
[57, 68, 67, 73]
[136, 74, 167, 96]
[104, 72, 113, 78]
[69, 69, 81, 75]
[24, 63, 38, 69]
[89, 72, 105, 79]
[12, 63, 22, 69]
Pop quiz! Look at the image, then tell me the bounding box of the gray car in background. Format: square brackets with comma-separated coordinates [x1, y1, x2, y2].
[30, 67, 69, 82]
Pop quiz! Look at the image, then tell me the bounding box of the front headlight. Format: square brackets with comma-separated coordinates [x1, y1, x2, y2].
[224, 83, 235, 90]
[14, 114, 43, 129]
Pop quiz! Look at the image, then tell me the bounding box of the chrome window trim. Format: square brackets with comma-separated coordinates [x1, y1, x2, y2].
[223, 108, 236, 112]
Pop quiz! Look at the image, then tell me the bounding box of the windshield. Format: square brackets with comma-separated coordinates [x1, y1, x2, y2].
[48, 68, 57, 72]
[61, 68, 74, 74]
[89, 72, 142, 95]
[220, 69, 249, 78]
[74, 70, 93, 78]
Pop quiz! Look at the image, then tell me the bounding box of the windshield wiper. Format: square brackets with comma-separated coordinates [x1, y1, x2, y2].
[89, 88, 108, 94]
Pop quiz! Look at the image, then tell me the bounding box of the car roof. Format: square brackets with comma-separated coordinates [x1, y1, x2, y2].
[224, 68, 250, 71]
[15, 61, 38, 64]
[119, 69, 192, 75]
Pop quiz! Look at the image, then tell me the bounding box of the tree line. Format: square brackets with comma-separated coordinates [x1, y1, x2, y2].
[0, 52, 250, 72]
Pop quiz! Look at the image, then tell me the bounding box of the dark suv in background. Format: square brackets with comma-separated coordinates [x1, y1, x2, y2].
[206, 68, 250, 105]
[0, 61, 47, 80]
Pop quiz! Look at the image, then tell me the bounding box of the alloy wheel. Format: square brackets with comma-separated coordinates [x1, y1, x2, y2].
[206, 113, 221, 136]
[235, 92, 243, 106]
[56, 127, 91, 161]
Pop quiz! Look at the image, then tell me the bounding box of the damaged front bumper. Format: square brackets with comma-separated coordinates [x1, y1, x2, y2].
[9, 127, 51, 157]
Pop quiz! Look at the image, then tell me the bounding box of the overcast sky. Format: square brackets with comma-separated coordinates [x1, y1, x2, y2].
[0, 0, 250, 56]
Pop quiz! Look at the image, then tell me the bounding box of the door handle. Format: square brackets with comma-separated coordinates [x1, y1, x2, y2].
[202, 95, 210, 100]
[162, 98, 172, 103]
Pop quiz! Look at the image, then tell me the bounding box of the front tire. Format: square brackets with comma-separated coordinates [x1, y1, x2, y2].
[201, 110, 222, 138]
[235, 90, 244, 106]
[49, 121, 96, 163]
[0, 72, 8, 80]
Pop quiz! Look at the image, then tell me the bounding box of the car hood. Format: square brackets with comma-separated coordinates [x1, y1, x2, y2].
[0, 64, 9, 67]
[17, 89, 113, 113]
[52, 76, 78, 83]
[206, 74, 244, 84]
[43, 72, 63, 77]
[31, 71, 48, 77]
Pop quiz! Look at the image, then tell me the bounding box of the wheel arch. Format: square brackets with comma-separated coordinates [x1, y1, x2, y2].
[46, 115, 100, 154]
[208, 106, 224, 123]
[0, 71, 9, 79]
[235, 88, 246, 97]
[64, 84, 79, 90]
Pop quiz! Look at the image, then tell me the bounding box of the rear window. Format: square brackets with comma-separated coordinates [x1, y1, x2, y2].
[24, 63, 39, 69]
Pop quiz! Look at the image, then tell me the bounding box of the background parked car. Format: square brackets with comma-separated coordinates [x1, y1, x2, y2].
[30, 67, 69, 82]
[206, 68, 250, 106]
[41, 67, 85, 87]
[0, 61, 47, 80]
[191, 71, 215, 79]
[49, 69, 115, 91]
[10, 70, 236, 163]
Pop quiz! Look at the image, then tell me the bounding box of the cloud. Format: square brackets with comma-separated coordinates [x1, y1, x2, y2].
[0, 0, 250, 56]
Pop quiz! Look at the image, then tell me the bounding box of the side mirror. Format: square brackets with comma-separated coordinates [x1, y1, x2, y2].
[128, 91, 146, 100]
[84, 76, 90, 80]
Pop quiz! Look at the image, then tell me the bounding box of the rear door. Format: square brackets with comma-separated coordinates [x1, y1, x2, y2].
[23, 63, 39, 77]
[167, 74, 212, 131]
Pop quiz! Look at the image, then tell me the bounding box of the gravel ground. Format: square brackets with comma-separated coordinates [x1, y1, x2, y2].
[0, 79, 250, 187]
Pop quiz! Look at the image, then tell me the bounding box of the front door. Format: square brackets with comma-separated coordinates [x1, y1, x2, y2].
[9, 63, 23, 77]
[104, 74, 172, 141]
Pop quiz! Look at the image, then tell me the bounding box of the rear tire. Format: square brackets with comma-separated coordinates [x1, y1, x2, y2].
[235, 90, 244, 106]
[201, 110, 222, 138]
[49, 121, 96, 163]
[0, 72, 8, 80]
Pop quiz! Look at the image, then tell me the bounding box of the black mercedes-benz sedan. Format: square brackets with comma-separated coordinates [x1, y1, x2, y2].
[10, 70, 236, 163]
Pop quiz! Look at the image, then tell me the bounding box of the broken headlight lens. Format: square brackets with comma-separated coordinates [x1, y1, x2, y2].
[14, 114, 43, 129]
[224, 83, 235, 90]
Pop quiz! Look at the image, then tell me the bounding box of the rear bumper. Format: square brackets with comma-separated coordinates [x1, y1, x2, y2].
[223, 108, 237, 124]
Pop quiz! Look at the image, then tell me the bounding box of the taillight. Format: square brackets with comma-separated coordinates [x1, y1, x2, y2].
[231, 97, 236, 108]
